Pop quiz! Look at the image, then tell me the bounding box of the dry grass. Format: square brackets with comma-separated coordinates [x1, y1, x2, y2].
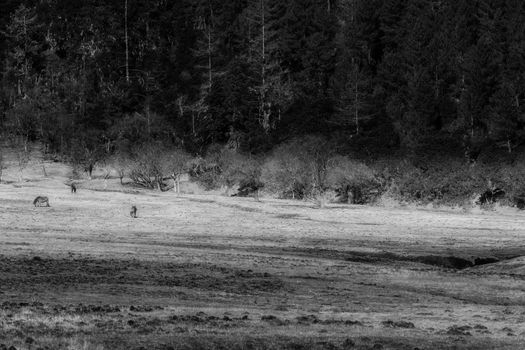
[1, 159, 525, 349]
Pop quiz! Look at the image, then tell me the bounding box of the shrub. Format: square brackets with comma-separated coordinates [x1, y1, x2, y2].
[108, 152, 131, 185]
[262, 136, 336, 204]
[160, 148, 192, 193]
[494, 160, 525, 207]
[128, 144, 194, 192]
[11, 137, 31, 182]
[188, 155, 221, 190]
[69, 132, 106, 179]
[261, 143, 307, 199]
[326, 156, 382, 204]
[297, 135, 337, 199]
[217, 149, 250, 194]
[391, 159, 488, 206]
[234, 157, 264, 200]
[190, 145, 263, 197]
[189, 146, 242, 192]
[128, 143, 166, 190]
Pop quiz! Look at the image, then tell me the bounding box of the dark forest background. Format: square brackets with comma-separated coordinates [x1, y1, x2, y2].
[1, 0, 525, 206]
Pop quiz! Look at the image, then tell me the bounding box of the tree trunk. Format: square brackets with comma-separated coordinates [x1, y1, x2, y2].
[207, 26, 212, 90]
[317, 194, 326, 209]
[207, 0, 214, 90]
[224, 184, 232, 196]
[144, 96, 153, 140]
[125, 0, 130, 84]
[192, 112, 196, 136]
[347, 188, 354, 204]
[354, 69, 359, 135]
[259, 0, 269, 132]
[172, 175, 181, 194]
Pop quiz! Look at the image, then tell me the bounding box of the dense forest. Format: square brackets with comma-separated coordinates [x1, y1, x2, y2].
[1, 0, 525, 205]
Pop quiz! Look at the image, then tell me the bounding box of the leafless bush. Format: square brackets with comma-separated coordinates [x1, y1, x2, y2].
[129, 143, 166, 190]
[128, 144, 194, 192]
[188, 156, 221, 190]
[11, 137, 31, 182]
[69, 138, 105, 179]
[217, 149, 250, 195]
[109, 152, 132, 185]
[381, 157, 488, 206]
[261, 136, 336, 206]
[234, 156, 264, 200]
[261, 143, 307, 199]
[191, 146, 260, 196]
[160, 148, 192, 194]
[326, 156, 381, 204]
[494, 160, 525, 207]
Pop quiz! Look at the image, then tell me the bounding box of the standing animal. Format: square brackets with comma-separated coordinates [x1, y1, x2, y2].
[33, 196, 50, 207]
[130, 205, 137, 218]
[71, 183, 77, 193]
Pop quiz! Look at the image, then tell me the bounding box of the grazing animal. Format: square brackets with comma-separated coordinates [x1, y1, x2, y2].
[71, 183, 77, 193]
[33, 196, 50, 207]
[130, 205, 137, 218]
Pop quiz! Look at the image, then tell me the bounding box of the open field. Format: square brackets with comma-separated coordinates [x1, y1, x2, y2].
[1, 162, 525, 349]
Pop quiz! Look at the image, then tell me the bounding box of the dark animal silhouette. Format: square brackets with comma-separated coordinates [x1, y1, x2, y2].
[232, 179, 265, 201]
[130, 205, 137, 218]
[477, 188, 505, 206]
[71, 183, 77, 193]
[33, 196, 50, 207]
[514, 195, 525, 210]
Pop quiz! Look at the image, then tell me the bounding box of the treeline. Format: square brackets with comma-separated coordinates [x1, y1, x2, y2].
[1, 0, 525, 206]
[1, 0, 524, 158]
[105, 138, 525, 208]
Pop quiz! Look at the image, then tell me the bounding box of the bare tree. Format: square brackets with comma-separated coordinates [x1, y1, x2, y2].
[216, 149, 248, 196]
[191, 0, 218, 140]
[237, 157, 264, 201]
[161, 148, 192, 194]
[262, 145, 305, 199]
[262, 136, 336, 207]
[129, 143, 165, 190]
[326, 156, 380, 204]
[109, 152, 131, 185]
[14, 138, 31, 183]
[244, 0, 272, 132]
